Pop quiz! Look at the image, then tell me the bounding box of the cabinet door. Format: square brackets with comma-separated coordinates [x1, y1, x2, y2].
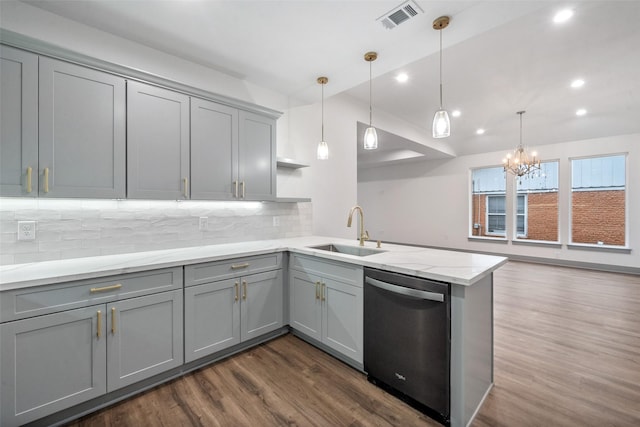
[238, 111, 276, 201]
[107, 290, 183, 391]
[127, 81, 189, 199]
[184, 278, 240, 363]
[191, 97, 238, 200]
[0, 46, 38, 197]
[322, 278, 364, 364]
[289, 269, 322, 341]
[0, 305, 106, 427]
[39, 57, 125, 198]
[241, 269, 283, 341]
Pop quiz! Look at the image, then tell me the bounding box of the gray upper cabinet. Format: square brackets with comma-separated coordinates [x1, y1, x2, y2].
[127, 81, 190, 200]
[191, 100, 277, 201]
[0, 46, 38, 197]
[191, 97, 238, 200]
[39, 57, 126, 198]
[238, 111, 277, 201]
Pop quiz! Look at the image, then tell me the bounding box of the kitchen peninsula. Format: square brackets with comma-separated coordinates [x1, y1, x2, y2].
[0, 237, 506, 427]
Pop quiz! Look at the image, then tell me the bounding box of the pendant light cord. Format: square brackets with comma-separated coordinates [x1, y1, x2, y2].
[369, 60, 373, 126]
[321, 82, 324, 141]
[439, 28, 443, 109]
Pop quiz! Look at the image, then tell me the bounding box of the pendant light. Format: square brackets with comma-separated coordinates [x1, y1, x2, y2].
[432, 16, 451, 139]
[316, 76, 329, 160]
[364, 51, 378, 150]
[502, 111, 541, 178]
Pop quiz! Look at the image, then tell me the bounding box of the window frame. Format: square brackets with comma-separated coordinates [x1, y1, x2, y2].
[485, 194, 507, 237]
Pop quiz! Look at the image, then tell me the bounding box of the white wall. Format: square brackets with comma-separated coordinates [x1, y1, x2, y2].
[358, 133, 640, 270]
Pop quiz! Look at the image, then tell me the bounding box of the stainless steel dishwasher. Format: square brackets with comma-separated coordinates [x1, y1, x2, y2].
[364, 267, 451, 426]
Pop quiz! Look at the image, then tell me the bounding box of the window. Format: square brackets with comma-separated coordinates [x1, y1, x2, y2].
[515, 161, 559, 242]
[487, 195, 506, 235]
[571, 155, 626, 246]
[471, 166, 506, 238]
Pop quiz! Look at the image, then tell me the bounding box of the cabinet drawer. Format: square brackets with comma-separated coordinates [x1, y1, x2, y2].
[184, 253, 282, 287]
[290, 254, 363, 287]
[0, 267, 183, 323]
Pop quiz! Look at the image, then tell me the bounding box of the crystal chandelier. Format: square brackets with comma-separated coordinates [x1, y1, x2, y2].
[503, 111, 540, 177]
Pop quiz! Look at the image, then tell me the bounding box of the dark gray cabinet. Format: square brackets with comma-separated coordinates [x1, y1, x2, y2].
[127, 81, 190, 199]
[0, 268, 183, 427]
[0, 46, 38, 196]
[39, 57, 126, 198]
[184, 254, 283, 363]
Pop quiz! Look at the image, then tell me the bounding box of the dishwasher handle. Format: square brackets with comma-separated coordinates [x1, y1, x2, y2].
[365, 276, 445, 302]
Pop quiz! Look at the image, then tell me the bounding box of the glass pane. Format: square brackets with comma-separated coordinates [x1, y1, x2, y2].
[516, 161, 559, 242]
[488, 196, 505, 214]
[517, 215, 525, 234]
[517, 195, 525, 214]
[471, 166, 506, 238]
[571, 155, 626, 246]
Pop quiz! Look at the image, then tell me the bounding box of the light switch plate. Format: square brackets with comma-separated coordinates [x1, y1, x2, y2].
[18, 221, 36, 241]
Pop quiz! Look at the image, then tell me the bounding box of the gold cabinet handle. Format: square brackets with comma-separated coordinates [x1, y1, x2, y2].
[43, 167, 50, 193]
[233, 180, 238, 198]
[231, 263, 249, 270]
[90, 283, 122, 293]
[111, 307, 116, 334]
[315, 281, 321, 300]
[97, 310, 102, 338]
[234, 281, 239, 302]
[26, 167, 33, 193]
[321, 283, 326, 302]
[183, 177, 189, 198]
[241, 181, 245, 199]
[242, 280, 247, 301]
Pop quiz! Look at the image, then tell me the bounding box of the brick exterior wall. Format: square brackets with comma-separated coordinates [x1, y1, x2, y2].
[471, 190, 625, 245]
[572, 190, 626, 245]
[524, 192, 558, 241]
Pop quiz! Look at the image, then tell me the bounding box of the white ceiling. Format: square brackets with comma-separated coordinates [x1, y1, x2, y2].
[20, 0, 640, 164]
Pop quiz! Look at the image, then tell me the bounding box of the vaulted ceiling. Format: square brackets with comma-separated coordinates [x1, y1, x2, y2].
[18, 0, 640, 162]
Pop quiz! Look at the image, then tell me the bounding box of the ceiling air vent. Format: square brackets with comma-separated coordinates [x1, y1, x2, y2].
[377, 0, 423, 30]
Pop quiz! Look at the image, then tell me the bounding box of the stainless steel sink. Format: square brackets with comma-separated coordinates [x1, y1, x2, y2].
[308, 243, 386, 257]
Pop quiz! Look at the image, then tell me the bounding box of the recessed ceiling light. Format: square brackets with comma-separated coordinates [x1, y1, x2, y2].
[476, 128, 485, 135]
[553, 9, 574, 23]
[395, 73, 408, 83]
[571, 79, 585, 88]
[576, 108, 587, 116]
[451, 110, 461, 117]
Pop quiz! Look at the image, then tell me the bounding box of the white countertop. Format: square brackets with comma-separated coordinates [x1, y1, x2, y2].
[0, 236, 507, 291]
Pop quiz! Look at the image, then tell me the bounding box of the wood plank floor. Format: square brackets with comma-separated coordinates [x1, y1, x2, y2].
[66, 261, 640, 427]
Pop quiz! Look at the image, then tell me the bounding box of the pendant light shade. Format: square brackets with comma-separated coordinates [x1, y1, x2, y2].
[433, 109, 450, 138]
[364, 51, 378, 150]
[316, 76, 329, 160]
[432, 16, 451, 139]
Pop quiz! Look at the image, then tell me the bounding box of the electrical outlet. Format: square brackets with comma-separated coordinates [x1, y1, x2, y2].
[273, 216, 280, 227]
[199, 217, 208, 231]
[18, 221, 36, 241]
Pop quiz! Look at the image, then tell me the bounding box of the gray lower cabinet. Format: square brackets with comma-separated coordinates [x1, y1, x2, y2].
[0, 269, 183, 427]
[39, 57, 126, 198]
[289, 254, 364, 364]
[127, 81, 190, 199]
[0, 45, 38, 196]
[184, 257, 283, 363]
[0, 305, 107, 427]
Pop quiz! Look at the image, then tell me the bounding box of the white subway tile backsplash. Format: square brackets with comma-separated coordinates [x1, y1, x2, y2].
[0, 198, 312, 265]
